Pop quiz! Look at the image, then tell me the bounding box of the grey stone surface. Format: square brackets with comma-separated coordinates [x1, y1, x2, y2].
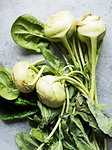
[0, 0, 112, 149]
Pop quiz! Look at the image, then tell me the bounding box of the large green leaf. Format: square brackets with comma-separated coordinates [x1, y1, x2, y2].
[86, 98, 112, 137]
[0, 66, 20, 100]
[70, 115, 97, 150]
[11, 14, 48, 52]
[15, 132, 39, 150]
[37, 101, 61, 126]
[0, 98, 38, 120]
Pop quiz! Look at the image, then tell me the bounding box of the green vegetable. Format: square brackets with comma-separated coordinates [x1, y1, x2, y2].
[11, 14, 48, 53]
[36, 75, 66, 108]
[44, 11, 77, 66]
[44, 11, 76, 42]
[12, 61, 37, 93]
[77, 14, 106, 102]
[0, 66, 20, 100]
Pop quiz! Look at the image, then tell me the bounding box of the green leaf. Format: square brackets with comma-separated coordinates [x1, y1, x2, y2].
[86, 98, 112, 137]
[68, 86, 75, 99]
[40, 46, 64, 72]
[48, 140, 63, 150]
[30, 128, 48, 142]
[12, 97, 36, 106]
[11, 14, 49, 53]
[15, 132, 39, 150]
[0, 99, 38, 120]
[37, 101, 61, 125]
[63, 141, 77, 150]
[70, 115, 96, 150]
[0, 66, 20, 100]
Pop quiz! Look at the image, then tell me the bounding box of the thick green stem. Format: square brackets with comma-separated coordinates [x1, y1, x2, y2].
[104, 139, 107, 150]
[90, 37, 97, 102]
[32, 58, 45, 66]
[62, 36, 76, 66]
[77, 39, 85, 68]
[67, 71, 88, 80]
[65, 87, 69, 113]
[30, 66, 45, 86]
[52, 76, 88, 96]
[96, 40, 103, 67]
[73, 36, 83, 71]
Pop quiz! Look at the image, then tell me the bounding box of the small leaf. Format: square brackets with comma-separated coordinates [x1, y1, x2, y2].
[30, 128, 48, 142]
[48, 140, 63, 150]
[37, 101, 61, 125]
[68, 86, 75, 99]
[40, 46, 64, 73]
[15, 132, 39, 150]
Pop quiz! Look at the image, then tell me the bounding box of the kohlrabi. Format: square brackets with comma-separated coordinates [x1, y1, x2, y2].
[36, 75, 66, 108]
[12, 61, 37, 93]
[77, 14, 106, 103]
[44, 11, 77, 65]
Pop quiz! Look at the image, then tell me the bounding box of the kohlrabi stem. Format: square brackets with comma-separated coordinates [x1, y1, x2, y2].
[87, 43, 92, 69]
[51, 42, 67, 63]
[104, 139, 107, 150]
[44, 65, 56, 75]
[30, 66, 45, 86]
[36, 102, 66, 150]
[29, 65, 39, 73]
[73, 36, 83, 71]
[62, 36, 76, 66]
[90, 37, 97, 102]
[96, 40, 103, 67]
[63, 65, 75, 71]
[77, 39, 85, 67]
[32, 58, 45, 66]
[53, 76, 88, 96]
[94, 80, 98, 104]
[65, 87, 69, 113]
[67, 71, 88, 80]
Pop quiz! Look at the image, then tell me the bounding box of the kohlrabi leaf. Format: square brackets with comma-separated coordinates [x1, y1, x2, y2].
[0, 98, 38, 120]
[0, 66, 20, 100]
[70, 115, 97, 150]
[86, 98, 112, 137]
[30, 128, 48, 142]
[63, 141, 77, 150]
[37, 101, 61, 126]
[12, 97, 36, 106]
[48, 140, 63, 150]
[68, 86, 76, 100]
[15, 132, 39, 150]
[11, 14, 49, 53]
[40, 46, 64, 73]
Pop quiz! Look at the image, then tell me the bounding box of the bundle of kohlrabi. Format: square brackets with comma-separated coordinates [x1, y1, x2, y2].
[0, 11, 111, 150]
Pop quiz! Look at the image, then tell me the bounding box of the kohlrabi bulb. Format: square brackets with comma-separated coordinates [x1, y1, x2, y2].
[12, 61, 37, 93]
[36, 75, 66, 108]
[77, 14, 106, 43]
[44, 11, 76, 42]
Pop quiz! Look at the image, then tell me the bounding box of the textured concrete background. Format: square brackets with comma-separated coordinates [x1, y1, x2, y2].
[0, 0, 112, 149]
